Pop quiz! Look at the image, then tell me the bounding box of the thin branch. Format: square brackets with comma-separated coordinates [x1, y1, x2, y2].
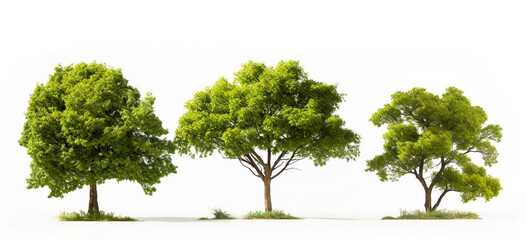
[271, 151, 288, 170]
[238, 158, 260, 178]
[285, 167, 301, 171]
[271, 149, 299, 180]
[242, 155, 264, 178]
[272, 159, 285, 171]
[386, 169, 415, 175]
[393, 159, 414, 174]
[218, 151, 231, 160]
[431, 160, 443, 169]
[464, 150, 483, 155]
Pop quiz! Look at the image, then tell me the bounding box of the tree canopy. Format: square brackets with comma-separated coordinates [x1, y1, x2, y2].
[367, 87, 502, 212]
[175, 60, 360, 211]
[19, 62, 176, 212]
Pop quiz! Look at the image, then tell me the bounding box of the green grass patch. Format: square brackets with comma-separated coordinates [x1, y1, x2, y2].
[212, 208, 233, 219]
[198, 208, 233, 220]
[383, 209, 480, 220]
[244, 210, 299, 219]
[59, 211, 137, 221]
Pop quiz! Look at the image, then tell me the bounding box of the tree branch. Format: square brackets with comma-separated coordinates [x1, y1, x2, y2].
[267, 148, 271, 166]
[430, 157, 447, 189]
[238, 158, 260, 178]
[462, 147, 474, 155]
[416, 159, 428, 190]
[271, 149, 299, 180]
[271, 151, 288, 171]
[242, 155, 264, 178]
[250, 149, 265, 166]
[432, 189, 450, 211]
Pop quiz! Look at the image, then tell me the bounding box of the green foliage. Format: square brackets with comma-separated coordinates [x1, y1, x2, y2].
[384, 209, 480, 220]
[245, 210, 299, 219]
[212, 208, 233, 219]
[367, 87, 502, 210]
[175, 59, 359, 172]
[175, 60, 359, 211]
[19, 62, 177, 198]
[59, 211, 137, 221]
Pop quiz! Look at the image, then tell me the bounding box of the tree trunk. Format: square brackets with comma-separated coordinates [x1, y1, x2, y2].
[88, 184, 99, 214]
[263, 177, 272, 212]
[424, 188, 432, 212]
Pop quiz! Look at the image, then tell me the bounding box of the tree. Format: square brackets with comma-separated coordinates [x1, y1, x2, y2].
[174, 60, 360, 212]
[367, 87, 502, 212]
[19, 62, 177, 214]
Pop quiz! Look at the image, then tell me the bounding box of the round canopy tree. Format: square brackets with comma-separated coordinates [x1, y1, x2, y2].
[175, 60, 360, 212]
[367, 87, 502, 212]
[19, 62, 177, 214]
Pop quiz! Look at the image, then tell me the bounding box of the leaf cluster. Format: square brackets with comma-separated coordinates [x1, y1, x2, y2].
[175, 60, 360, 166]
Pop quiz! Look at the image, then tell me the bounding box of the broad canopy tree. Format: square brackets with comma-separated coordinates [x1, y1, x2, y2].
[367, 87, 502, 212]
[175, 60, 360, 212]
[19, 62, 177, 214]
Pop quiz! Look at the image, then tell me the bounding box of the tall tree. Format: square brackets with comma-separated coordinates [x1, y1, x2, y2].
[19, 62, 177, 214]
[175, 60, 360, 212]
[367, 87, 502, 212]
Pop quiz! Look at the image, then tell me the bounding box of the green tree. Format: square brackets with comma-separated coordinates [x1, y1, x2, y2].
[367, 87, 502, 212]
[19, 62, 177, 214]
[175, 60, 360, 212]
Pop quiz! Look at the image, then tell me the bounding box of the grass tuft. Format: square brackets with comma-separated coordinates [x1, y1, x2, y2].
[383, 209, 480, 220]
[198, 208, 233, 220]
[244, 210, 299, 219]
[58, 211, 137, 221]
[212, 208, 233, 219]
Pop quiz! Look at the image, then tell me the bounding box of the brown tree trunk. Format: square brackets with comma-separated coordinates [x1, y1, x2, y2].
[263, 177, 272, 212]
[88, 184, 99, 214]
[424, 188, 432, 212]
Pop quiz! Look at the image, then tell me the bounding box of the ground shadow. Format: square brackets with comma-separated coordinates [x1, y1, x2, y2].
[137, 217, 198, 222]
[309, 217, 359, 221]
[137, 217, 359, 222]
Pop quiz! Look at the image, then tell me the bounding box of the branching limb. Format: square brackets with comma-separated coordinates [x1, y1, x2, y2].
[416, 159, 428, 190]
[238, 157, 260, 178]
[430, 157, 447, 189]
[271, 149, 299, 180]
[271, 151, 288, 170]
[272, 160, 285, 171]
[249, 149, 265, 166]
[432, 188, 451, 211]
[241, 155, 264, 178]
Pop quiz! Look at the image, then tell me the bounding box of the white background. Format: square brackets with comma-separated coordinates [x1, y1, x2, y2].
[1, 0, 526, 239]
